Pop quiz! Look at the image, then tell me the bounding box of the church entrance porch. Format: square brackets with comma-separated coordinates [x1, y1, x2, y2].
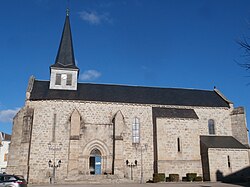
[89, 149, 102, 175]
[81, 139, 113, 176]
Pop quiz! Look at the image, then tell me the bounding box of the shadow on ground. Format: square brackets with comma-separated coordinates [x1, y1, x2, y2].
[216, 166, 250, 187]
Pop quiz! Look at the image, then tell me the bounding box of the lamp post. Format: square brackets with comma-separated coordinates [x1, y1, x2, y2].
[48, 143, 62, 184]
[126, 160, 137, 180]
[48, 160, 62, 183]
[140, 144, 148, 183]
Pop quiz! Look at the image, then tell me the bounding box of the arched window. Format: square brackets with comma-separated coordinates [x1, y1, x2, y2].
[132, 117, 140, 144]
[208, 119, 215, 135]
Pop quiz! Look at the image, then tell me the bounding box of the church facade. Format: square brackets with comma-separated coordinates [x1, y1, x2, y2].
[7, 12, 249, 184]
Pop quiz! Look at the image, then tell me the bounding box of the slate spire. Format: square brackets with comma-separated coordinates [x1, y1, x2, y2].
[51, 9, 78, 70]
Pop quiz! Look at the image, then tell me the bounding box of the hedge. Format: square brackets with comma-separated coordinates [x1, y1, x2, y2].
[169, 174, 179, 182]
[186, 173, 197, 182]
[153, 173, 165, 183]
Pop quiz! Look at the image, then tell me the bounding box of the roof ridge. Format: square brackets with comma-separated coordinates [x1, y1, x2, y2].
[35, 79, 215, 92]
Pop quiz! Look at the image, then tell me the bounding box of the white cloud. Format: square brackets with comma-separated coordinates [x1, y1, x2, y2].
[0, 108, 20, 123]
[80, 70, 101, 81]
[79, 11, 112, 25]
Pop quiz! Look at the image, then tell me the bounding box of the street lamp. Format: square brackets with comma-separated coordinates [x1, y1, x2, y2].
[48, 142, 62, 184]
[140, 143, 148, 183]
[48, 159, 61, 168]
[126, 160, 137, 180]
[48, 159, 61, 184]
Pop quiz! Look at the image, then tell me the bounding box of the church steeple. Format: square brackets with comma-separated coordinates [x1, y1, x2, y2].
[51, 9, 78, 70]
[49, 9, 79, 90]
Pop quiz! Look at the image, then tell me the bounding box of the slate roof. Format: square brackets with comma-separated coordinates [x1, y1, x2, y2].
[29, 80, 230, 108]
[50, 12, 78, 70]
[200, 136, 248, 149]
[0, 132, 11, 141]
[152, 107, 199, 119]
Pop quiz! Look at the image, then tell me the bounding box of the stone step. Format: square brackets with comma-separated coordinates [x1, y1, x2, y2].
[64, 175, 135, 184]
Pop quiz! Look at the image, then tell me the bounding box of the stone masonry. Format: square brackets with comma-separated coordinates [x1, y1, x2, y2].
[208, 148, 249, 181]
[231, 107, 249, 146]
[8, 100, 155, 184]
[157, 117, 202, 178]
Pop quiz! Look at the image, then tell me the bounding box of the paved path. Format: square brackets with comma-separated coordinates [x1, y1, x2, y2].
[29, 182, 249, 187]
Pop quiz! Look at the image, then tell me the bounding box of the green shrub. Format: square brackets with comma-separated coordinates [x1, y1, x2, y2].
[186, 173, 197, 182]
[153, 173, 165, 183]
[169, 174, 179, 182]
[182, 177, 188, 181]
[194, 176, 203, 182]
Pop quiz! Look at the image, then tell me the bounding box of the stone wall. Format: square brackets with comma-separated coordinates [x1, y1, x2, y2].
[156, 117, 202, 178]
[25, 100, 154, 184]
[8, 97, 249, 184]
[231, 107, 249, 146]
[7, 107, 34, 179]
[195, 107, 232, 136]
[208, 148, 249, 181]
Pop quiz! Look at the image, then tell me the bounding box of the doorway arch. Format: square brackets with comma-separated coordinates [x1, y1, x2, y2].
[82, 139, 112, 175]
[89, 148, 102, 175]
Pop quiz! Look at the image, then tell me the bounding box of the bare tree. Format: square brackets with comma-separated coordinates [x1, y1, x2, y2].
[237, 36, 250, 71]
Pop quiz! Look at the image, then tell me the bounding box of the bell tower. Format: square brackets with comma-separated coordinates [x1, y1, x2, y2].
[49, 9, 79, 90]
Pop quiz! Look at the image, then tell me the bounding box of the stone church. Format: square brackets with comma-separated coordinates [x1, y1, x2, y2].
[7, 11, 249, 184]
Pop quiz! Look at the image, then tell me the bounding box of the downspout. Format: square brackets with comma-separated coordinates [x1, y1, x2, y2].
[152, 109, 158, 173]
[112, 118, 115, 175]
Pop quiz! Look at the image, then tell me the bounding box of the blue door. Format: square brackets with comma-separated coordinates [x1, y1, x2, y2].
[95, 156, 101, 174]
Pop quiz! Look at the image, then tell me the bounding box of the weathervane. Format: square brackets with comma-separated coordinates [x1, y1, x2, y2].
[66, 0, 70, 16]
[66, 8, 69, 16]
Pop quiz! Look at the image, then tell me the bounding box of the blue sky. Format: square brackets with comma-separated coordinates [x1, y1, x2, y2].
[1, 0, 250, 134]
